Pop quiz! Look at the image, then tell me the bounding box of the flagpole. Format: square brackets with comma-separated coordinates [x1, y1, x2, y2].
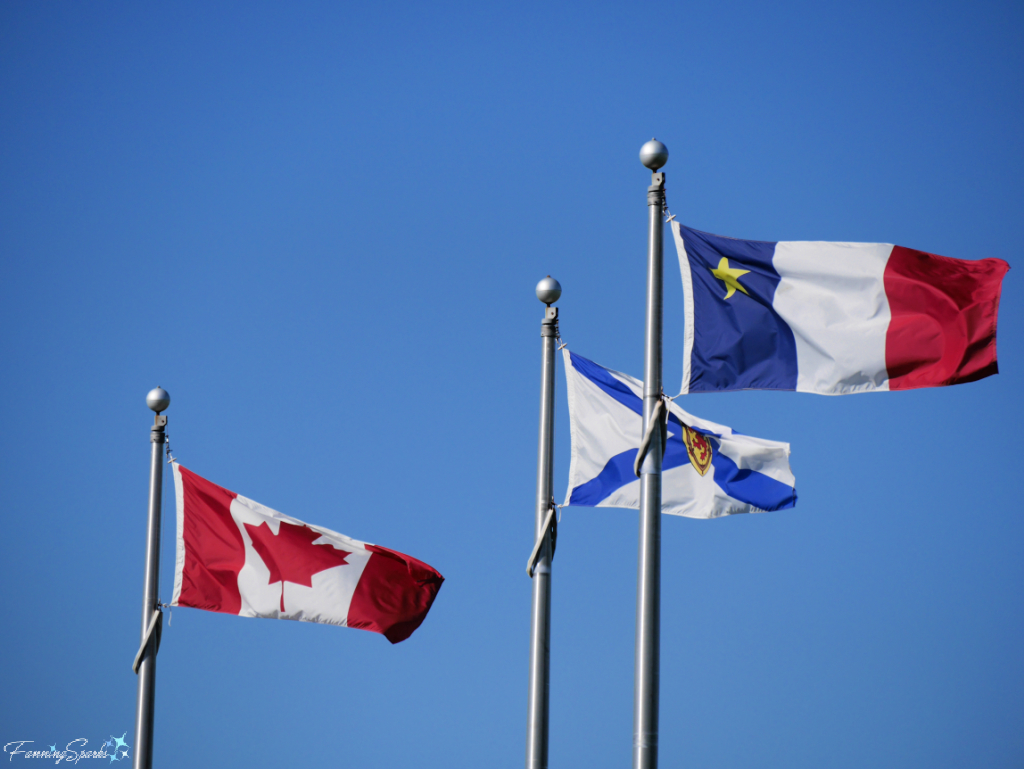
[133, 387, 169, 769]
[526, 276, 561, 769]
[635, 139, 668, 769]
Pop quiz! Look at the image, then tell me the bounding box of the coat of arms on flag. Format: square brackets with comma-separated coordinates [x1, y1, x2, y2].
[682, 425, 712, 476]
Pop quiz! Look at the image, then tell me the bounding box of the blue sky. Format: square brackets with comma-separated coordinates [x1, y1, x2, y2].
[1, 1, 1021, 766]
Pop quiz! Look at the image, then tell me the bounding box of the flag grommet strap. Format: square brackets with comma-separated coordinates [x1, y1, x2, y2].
[526, 503, 557, 578]
[633, 397, 667, 477]
[131, 609, 162, 673]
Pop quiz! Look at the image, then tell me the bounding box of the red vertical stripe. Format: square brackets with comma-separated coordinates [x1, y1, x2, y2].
[348, 545, 444, 644]
[884, 246, 1009, 390]
[177, 466, 246, 615]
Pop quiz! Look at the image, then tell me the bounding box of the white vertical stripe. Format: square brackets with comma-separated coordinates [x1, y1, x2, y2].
[170, 462, 185, 607]
[773, 241, 893, 394]
[671, 221, 695, 395]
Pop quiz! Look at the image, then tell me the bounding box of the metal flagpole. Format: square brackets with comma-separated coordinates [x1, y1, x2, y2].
[634, 139, 669, 769]
[525, 276, 562, 769]
[133, 387, 170, 769]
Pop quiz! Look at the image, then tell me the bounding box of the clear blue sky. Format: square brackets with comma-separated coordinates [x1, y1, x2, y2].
[2, 2, 1022, 766]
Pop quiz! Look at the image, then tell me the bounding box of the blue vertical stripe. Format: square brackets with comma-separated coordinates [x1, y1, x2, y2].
[680, 226, 799, 391]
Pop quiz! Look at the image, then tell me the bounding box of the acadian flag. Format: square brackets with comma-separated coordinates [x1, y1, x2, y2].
[170, 464, 443, 643]
[563, 349, 796, 518]
[672, 223, 1009, 395]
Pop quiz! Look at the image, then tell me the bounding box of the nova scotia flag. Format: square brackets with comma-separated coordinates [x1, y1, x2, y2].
[563, 349, 797, 518]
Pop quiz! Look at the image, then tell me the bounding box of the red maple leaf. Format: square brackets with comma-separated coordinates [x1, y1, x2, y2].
[244, 520, 351, 612]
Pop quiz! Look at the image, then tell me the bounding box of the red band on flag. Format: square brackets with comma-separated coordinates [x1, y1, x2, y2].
[884, 246, 1009, 390]
[348, 545, 445, 644]
[177, 466, 246, 615]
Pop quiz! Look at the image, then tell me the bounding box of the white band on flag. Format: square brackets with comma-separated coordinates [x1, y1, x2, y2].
[672, 221, 695, 396]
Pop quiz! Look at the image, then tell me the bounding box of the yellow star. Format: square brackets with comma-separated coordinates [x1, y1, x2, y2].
[711, 257, 750, 299]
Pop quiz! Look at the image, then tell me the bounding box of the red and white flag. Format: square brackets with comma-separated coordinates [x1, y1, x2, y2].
[170, 464, 443, 643]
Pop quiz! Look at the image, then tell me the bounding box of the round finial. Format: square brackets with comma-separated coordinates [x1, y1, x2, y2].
[146, 386, 171, 414]
[639, 138, 669, 171]
[535, 276, 562, 305]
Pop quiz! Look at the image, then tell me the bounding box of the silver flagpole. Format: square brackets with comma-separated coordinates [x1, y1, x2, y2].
[526, 276, 561, 769]
[634, 139, 668, 769]
[133, 387, 170, 769]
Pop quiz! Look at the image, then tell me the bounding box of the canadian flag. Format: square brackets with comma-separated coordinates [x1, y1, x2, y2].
[170, 464, 443, 643]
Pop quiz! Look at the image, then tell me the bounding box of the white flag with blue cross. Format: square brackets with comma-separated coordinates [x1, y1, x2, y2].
[562, 349, 797, 518]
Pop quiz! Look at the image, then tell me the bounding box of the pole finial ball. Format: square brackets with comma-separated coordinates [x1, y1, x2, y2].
[535, 276, 562, 305]
[146, 387, 171, 414]
[639, 139, 669, 171]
